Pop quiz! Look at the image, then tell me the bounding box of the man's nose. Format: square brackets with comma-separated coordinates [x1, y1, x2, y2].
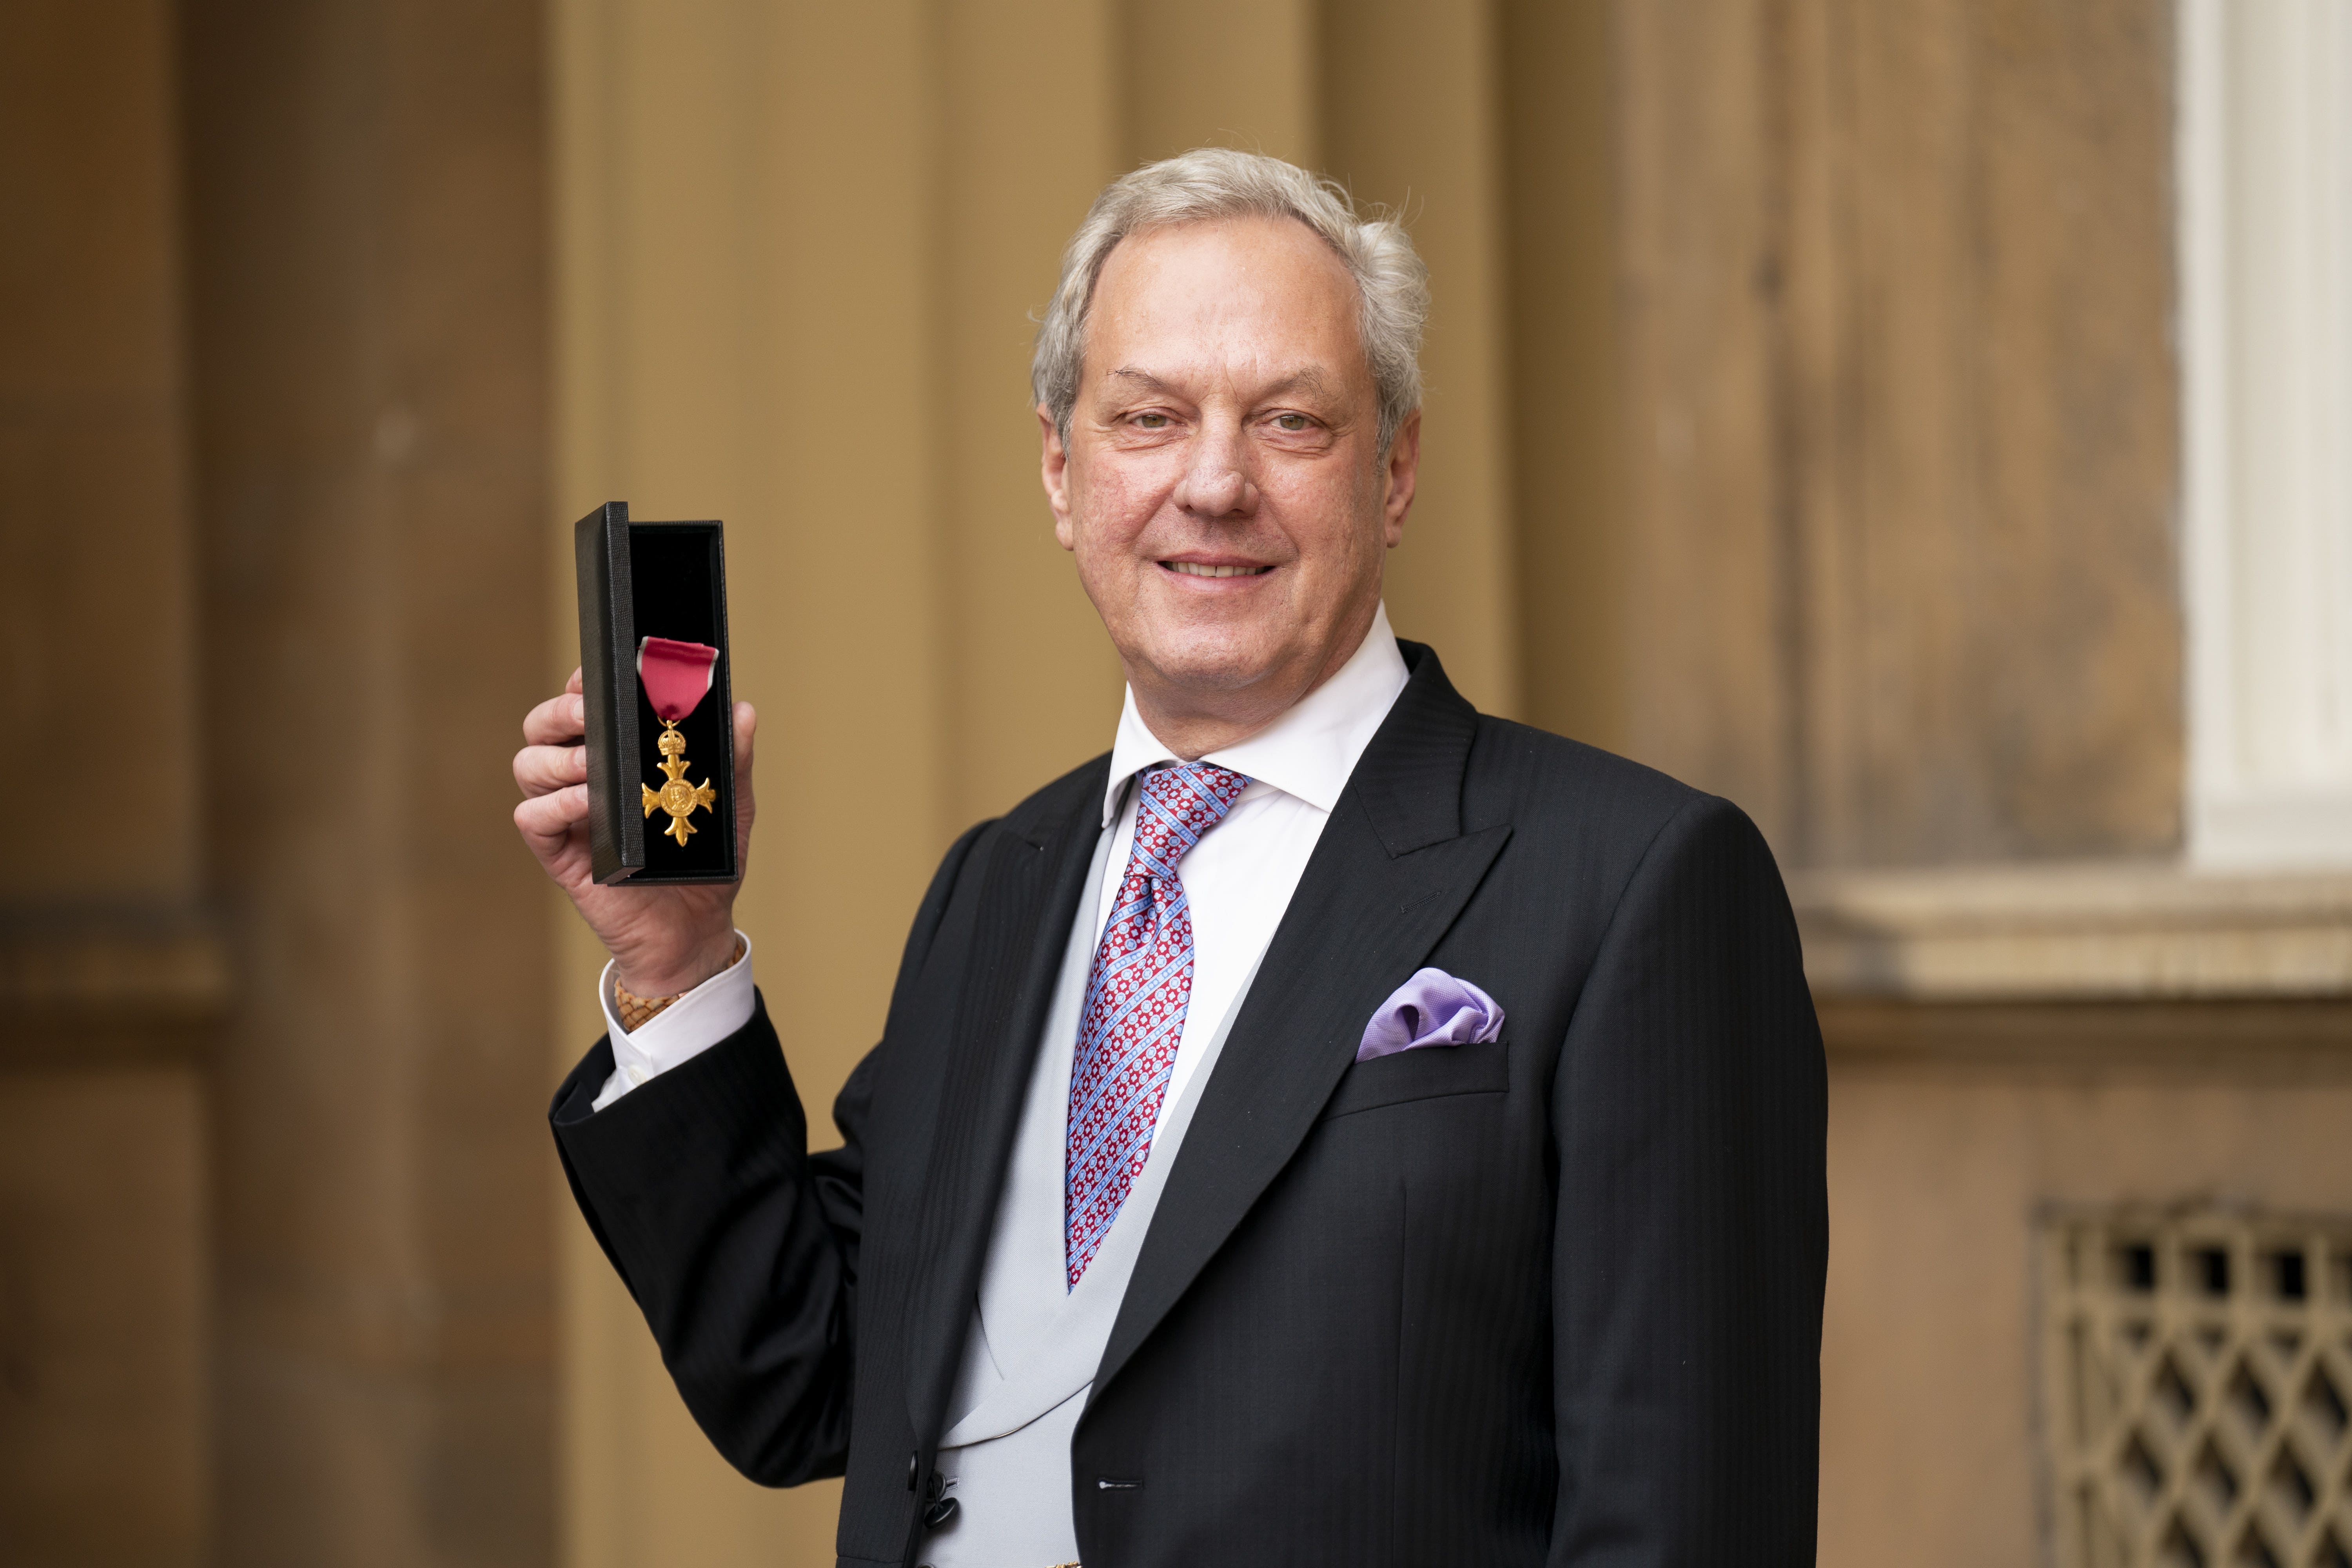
[1173, 423, 1259, 520]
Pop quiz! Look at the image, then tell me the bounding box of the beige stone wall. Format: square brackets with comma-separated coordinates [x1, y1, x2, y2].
[1817, 1004, 2352, 1564]
[0, 3, 212, 1563]
[0, 1059, 210, 1568]
[548, 4, 962, 1555]
[181, 0, 556, 1562]
[0, 0, 203, 910]
[1500, 0, 1628, 755]
[1573, 0, 2184, 866]
[1324, 0, 1521, 720]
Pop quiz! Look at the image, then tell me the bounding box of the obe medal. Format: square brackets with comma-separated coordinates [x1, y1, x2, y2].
[637, 636, 720, 846]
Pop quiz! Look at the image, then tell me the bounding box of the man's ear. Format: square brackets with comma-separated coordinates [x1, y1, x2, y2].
[1380, 409, 1422, 547]
[1040, 403, 1077, 551]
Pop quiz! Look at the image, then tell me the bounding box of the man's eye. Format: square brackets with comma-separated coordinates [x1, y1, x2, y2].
[1274, 413, 1310, 432]
[1135, 413, 1170, 429]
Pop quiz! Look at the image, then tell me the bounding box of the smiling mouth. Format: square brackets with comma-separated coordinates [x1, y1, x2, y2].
[1162, 561, 1273, 578]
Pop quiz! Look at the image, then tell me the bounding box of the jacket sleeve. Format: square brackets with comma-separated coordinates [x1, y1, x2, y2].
[1547, 795, 1828, 1564]
[547, 820, 989, 1486]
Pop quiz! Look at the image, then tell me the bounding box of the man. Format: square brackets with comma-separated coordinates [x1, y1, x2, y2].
[514, 150, 1825, 1566]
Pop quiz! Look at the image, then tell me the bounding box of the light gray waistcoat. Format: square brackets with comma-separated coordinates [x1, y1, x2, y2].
[922, 819, 1268, 1567]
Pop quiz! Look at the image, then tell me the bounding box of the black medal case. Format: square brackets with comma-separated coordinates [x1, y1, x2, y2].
[573, 501, 739, 884]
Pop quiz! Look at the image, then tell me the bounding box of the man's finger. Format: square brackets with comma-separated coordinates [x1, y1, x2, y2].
[514, 742, 587, 798]
[728, 701, 759, 876]
[566, 666, 583, 695]
[523, 690, 586, 746]
[514, 783, 590, 851]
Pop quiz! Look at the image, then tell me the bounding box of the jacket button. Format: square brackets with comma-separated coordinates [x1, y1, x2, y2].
[922, 1495, 959, 1529]
[924, 1470, 945, 1503]
[906, 1451, 918, 1490]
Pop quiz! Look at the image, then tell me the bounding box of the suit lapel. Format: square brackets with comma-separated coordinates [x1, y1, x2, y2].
[1093, 645, 1510, 1397]
[900, 761, 1105, 1441]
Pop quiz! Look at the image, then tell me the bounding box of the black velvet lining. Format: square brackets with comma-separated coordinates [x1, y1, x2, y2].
[628, 524, 735, 879]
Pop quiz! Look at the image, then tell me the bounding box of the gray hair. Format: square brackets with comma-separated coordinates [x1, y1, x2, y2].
[1031, 148, 1430, 455]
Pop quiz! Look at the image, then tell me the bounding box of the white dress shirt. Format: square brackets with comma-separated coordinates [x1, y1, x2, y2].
[592, 603, 1409, 1122]
[590, 937, 759, 1111]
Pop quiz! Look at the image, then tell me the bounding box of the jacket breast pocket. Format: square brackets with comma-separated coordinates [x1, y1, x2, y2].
[1318, 1039, 1509, 1121]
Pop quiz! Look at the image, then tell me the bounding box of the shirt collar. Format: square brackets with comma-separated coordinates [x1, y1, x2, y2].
[1100, 602, 1411, 827]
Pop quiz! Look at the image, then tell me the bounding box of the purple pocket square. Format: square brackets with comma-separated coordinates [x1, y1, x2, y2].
[1356, 968, 1504, 1062]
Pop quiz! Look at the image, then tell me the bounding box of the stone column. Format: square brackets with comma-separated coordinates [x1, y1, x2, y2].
[0, 2, 211, 1563]
[1531, 0, 2181, 866]
[181, 0, 555, 1562]
[1323, 0, 1523, 719]
[548, 1, 977, 1559]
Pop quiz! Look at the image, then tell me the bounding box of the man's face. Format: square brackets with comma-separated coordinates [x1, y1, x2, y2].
[1042, 215, 1419, 728]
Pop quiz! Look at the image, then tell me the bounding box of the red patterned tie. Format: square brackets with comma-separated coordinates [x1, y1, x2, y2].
[1064, 761, 1249, 1287]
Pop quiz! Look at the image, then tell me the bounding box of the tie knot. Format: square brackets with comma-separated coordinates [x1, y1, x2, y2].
[1131, 761, 1247, 877]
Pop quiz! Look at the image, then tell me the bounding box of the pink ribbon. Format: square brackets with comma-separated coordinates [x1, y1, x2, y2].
[637, 637, 718, 723]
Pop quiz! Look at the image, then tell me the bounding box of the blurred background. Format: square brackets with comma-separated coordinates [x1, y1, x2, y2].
[6, 0, 2351, 1564]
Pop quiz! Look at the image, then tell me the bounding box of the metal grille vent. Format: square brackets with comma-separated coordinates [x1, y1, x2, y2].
[2043, 1210, 2352, 1568]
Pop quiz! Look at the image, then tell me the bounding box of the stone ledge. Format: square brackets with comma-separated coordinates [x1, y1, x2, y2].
[1813, 996, 2352, 1064]
[0, 913, 232, 1024]
[1791, 862, 2352, 1002]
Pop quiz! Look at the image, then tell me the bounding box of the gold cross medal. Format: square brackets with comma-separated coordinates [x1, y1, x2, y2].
[636, 636, 721, 847]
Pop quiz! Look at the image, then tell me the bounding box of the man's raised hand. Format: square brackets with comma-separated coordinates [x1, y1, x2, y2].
[512, 667, 756, 997]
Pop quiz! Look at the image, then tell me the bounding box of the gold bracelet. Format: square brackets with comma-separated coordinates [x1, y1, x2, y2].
[613, 935, 746, 1033]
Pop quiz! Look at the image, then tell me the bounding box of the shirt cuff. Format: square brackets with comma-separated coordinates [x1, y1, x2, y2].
[590, 933, 757, 1112]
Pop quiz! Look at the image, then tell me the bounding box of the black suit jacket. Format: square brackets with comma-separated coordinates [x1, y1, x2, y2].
[551, 642, 1827, 1567]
